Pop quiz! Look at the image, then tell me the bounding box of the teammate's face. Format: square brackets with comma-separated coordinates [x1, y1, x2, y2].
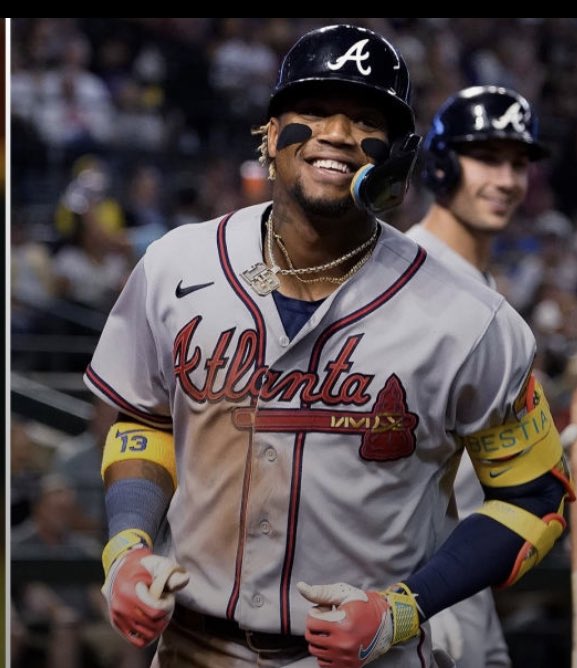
[268, 93, 388, 217]
[449, 140, 530, 233]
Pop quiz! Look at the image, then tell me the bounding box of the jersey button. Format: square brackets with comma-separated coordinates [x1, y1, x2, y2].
[279, 335, 289, 347]
[265, 447, 277, 462]
[253, 594, 264, 607]
[259, 519, 271, 535]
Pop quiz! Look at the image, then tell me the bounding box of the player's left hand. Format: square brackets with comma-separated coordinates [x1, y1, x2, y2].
[297, 581, 420, 667]
[102, 547, 189, 648]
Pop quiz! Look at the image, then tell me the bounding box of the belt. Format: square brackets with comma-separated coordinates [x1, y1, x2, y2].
[171, 604, 308, 653]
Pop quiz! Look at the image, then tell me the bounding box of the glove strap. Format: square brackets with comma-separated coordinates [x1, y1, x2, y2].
[102, 528, 152, 577]
[379, 582, 420, 645]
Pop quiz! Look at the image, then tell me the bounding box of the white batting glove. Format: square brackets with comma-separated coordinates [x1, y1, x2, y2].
[298, 581, 420, 667]
[428, 607, 463, 661]
[102, 547, 189, 648]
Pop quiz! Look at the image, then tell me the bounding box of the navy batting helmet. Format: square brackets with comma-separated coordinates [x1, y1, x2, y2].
[268, 24, 415, 144]
[422, 85, 549, 196]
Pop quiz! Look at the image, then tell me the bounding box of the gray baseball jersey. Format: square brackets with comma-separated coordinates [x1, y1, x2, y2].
[407, 223, 511, 668]
[405, 224, 497, 518]
[85, 202, 535, 667]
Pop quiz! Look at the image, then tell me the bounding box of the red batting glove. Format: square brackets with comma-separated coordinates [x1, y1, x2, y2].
[298, 581, 419, 668]
[102, 546, 189, 648]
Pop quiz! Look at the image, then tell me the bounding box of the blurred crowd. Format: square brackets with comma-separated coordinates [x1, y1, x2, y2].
[9, 18, 577, 668]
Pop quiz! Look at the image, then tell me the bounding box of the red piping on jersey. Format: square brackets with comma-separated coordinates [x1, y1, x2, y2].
[226, 428, 255, 619]
[84, 365, 173, 428]
[218, 210, 267, 363]
[217, 211, 270, 620]
[310, 246, 427, 369]
[279, 246, 428, 632]
[280, 431, 305, 634]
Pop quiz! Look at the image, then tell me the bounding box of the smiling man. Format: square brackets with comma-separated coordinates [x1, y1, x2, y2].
[84, 28, 572, 668]
[407, 86, 551, 668]
[410, 86, 548, 282]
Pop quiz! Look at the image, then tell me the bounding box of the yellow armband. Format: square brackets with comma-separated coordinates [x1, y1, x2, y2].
[460, 396, 562, 488]
[460, 383, 575, 586]
[476, 500, 566, 587]
[102, 421, 177, 487]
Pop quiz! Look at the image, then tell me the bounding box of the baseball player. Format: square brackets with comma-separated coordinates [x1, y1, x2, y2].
[406, 85, 552, 667]
[84, 25, 573, 668]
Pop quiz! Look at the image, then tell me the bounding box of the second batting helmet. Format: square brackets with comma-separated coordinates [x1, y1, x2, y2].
[268, 24, 415, 144]
[422, 85, 549, 196]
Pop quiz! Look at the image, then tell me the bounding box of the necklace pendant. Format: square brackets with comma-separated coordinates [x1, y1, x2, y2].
[241, 262, 280, 296]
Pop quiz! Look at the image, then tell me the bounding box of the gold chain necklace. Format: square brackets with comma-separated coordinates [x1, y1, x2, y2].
[266, 212, 378, 285]
[240, 211, 378, 296]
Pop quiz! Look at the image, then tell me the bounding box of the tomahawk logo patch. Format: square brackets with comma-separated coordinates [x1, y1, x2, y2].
[359, 374, 418, 461]
[328, 39, 372, 75]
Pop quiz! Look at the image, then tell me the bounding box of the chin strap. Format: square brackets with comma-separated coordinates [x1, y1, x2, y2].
[351, 134, 422, 216]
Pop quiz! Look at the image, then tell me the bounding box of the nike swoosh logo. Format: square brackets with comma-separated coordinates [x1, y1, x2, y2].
[488, 467, 512, 479]
[175, 280, 214, 298]
[358, 615, 387, 661]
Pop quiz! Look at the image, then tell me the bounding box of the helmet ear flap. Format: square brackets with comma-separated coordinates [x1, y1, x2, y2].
[421, 149, 461, 197]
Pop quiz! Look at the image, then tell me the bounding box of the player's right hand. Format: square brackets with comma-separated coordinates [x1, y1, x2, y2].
[101, 546, 189, 648]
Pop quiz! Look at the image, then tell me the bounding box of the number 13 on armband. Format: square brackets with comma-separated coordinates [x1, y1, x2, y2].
[116, 428, 149, 453]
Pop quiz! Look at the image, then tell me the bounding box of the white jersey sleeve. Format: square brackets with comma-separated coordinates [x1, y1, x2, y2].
[448, 296, 535, 434]
[85, 257, 172, 427]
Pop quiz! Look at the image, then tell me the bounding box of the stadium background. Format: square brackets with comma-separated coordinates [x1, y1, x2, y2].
[9, 18, 577, 668]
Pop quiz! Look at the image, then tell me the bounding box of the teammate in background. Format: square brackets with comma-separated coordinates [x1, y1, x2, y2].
[406, 85, 551, 667]
[84, 25, 573, 668]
